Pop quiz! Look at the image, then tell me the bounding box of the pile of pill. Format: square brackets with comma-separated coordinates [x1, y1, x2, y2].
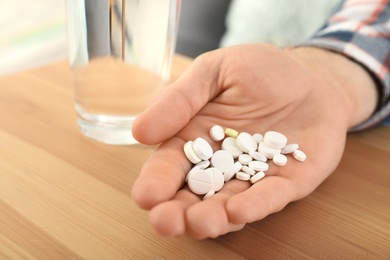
[183, 125, 307, 199]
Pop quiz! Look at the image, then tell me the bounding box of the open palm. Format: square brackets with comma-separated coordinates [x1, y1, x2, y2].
[131, 44, 376, 239]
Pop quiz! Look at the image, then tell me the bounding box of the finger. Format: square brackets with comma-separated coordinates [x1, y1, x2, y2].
[149, 189, 199, 237]
[226, 176, 299, 224]
[185, 180, 250, 239]
[131, 137, 189, 210]
[132, 55, 222, 145]
[149, 187, 245, 238]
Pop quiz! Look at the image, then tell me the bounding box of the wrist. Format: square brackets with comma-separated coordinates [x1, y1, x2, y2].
[285, 46, 378, 129]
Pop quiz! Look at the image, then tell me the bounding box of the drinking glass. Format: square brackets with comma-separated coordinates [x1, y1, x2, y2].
[65, 0, 181, 145]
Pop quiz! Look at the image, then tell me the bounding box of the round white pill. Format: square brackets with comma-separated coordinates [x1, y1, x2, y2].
[238, 154, 253, 165]
[192, 137, 213, 160]
[250, 171, 265, 184]
[210, 150, 234, 173]
[186, 165, 200, 182]
[249, 151, 267, 162]
[236, 171, 251, 181]
[209, 125, 225, 141]
[184, 141, 202, 164]
[293, 149, 307, 162]
[248, 161, 269, 172]
[281, 143, 299, 154]
[273, 153, 288, 166]
[264, 131, 288, 149]
[205, 167, 225, 192]
[253, 133, 264, 144]
[242, 165, 256, 175]
[223, 161, 242, 182]
[187, 169, 214, 195]
[236, 132, 258, 153]
[258, 142, 282, 159]
[222, 137, 243, 158]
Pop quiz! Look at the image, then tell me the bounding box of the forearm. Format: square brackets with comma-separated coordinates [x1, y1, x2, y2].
[286, 47, 378, 130]
[299, 0, 390, 129]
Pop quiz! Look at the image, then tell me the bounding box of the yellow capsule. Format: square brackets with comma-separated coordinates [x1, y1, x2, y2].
[224, 128, 239, 138]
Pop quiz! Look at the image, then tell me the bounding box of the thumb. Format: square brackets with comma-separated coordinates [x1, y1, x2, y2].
[132, 55, 221, 145]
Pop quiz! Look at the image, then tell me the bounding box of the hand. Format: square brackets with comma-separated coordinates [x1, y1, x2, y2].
[131, 44, 377, 239]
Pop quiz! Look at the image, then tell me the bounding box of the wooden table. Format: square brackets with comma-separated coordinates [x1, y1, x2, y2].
[0, 56, 389, 259]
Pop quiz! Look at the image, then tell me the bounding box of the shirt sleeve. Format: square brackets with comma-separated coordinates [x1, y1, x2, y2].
[299, 0, 390, 131]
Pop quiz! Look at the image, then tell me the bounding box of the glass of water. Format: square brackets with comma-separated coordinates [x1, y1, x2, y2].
[65, 0, 181, 145]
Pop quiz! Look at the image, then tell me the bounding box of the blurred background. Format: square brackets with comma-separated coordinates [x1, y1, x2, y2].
[0, 0, 67, 75]
[0, 0, 340, 76]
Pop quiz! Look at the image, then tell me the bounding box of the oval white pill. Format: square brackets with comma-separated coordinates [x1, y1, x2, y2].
[192, 137, 213, 160]
[264, 131, 288, 149]
[253, 133, 263, 144]
[222, 137, 243, 158]
[210, 150, 234, 173]
[223, 161, 242, 182]
[238, 154, 253, 165]
[249, 151, 267, 162]
[281, 143, 299, 154]
[250, 171, 265, 184]
[293, 149, 307, 162]
[242, 165, 256, 175]
[196, 160, 210, 170]
[205, 167, 225, 192]
[248, 161, 269, 172]
[209, 125, 225, 141]
[184, 141, 202, 164]
[236, 132, 258, 153]
[187, 169, 214, 195]
[203, 189, 215, 200]
[258, 142, 281, 159]
[236, 171, 251, 181]
[273, 153, 288, 166]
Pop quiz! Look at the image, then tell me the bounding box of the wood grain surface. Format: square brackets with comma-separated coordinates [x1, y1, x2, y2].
[0, 56, 389, 259]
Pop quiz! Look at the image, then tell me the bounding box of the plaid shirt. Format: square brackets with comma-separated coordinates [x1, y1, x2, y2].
[302, 0, 390, 130]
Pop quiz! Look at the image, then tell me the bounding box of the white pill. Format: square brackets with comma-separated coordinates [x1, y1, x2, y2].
[253, 133, 264, 144]
[184, 141, 202, 164]
[248, 161, 269, 172]
[264, 131, 288, 149]
[258, 142, 282, 159]
[192, 137, 213, 160]
[203, 189, 215, 200]
[236, 132, 258, 153]
[209, 125, 225, 141]
[205, 167, 225, 192]
[196, 160, 210, 170]
[236, 171, 251, 181]
[249, 151, 267, 162]
[187, 169, 214, 195]
[281, 143, 299, 154]
[238, 154, 253, 165]
[221, 137, 243, 158]
[242, 165, 256, 175]
[293, 149, 307, 162]
[223, 161, 242, 182]
[250, 171, 266, 184]
[210, 150, 234, 173]
[273, 154, 288, 166]
[186, 165, 200, 182]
